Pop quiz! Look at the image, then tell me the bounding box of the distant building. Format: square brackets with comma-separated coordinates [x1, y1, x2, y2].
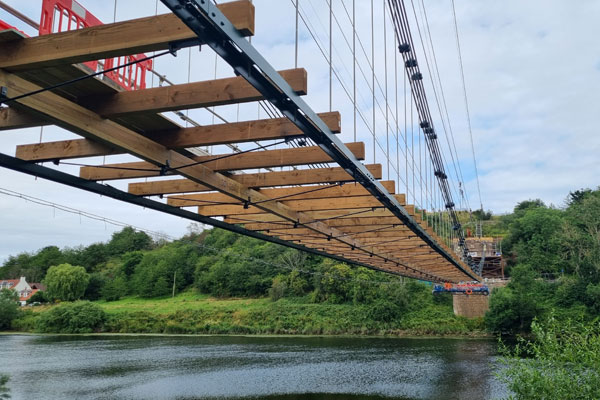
[0, 277, 43, 306]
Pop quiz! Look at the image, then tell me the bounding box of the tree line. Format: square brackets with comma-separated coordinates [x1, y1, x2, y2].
[485, 187, 600, 333]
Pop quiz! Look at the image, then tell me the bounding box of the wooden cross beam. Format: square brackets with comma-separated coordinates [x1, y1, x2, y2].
[165, 181, 396, 206]
[128, 164, 383, 196]
[241, 215, 409, 231]
[0, 107, 48, 130]
[82, 69, 306, 118]
[191, 195, 407, 216]
[78, 142, 365, 181]
[0, 1, 255, 71]
[14, 112, 341, 161]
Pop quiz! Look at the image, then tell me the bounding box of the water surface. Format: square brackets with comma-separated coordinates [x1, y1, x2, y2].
[0, 334, 506, 399]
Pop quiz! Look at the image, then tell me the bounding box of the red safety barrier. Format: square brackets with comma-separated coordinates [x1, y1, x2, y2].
[104, 55, 153, 91]
[0, 19, 28, 36]
[38, 0, 150, 91]
[0, 20, 13, 30]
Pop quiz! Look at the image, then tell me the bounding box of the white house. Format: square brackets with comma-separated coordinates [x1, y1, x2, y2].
[0, 277, 43, 306]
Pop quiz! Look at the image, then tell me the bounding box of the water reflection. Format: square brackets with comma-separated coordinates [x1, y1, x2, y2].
[0, 334, 506, 400]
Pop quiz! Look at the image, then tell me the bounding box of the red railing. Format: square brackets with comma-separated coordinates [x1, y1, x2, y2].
[37, 0, 151, 91]
[0, 19, 28, 36]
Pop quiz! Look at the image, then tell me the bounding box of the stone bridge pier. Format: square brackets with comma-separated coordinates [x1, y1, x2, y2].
[452, 280, 509, 318]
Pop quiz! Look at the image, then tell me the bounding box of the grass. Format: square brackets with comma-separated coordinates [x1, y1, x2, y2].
[11, 289, 488, 337]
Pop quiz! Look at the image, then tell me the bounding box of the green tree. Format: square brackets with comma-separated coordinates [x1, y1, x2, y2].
[485, 265, 548, 334]
[504, 206, 564, 273]
[44, 263, 90, 302]
[101, 275, 128, 301]
[120, 251, 144, 277]
[83, 273, 106, 301]
[107, 227, 153, 256]
[133, 242, 199, 298]
[268, 274, 288, 301]
[0, 289, 20, 330]
[562, 188, 600, 283]
[311, 262, 352, 303]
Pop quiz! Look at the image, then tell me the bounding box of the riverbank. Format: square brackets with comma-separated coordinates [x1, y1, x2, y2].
[8, 290, 488, 337]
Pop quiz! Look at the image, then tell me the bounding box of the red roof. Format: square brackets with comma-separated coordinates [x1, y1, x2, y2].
[20, 289, 39, 302]
[0, 279, 19, 288]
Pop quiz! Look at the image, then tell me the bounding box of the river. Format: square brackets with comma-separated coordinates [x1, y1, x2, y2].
[0, 334, 507, 399]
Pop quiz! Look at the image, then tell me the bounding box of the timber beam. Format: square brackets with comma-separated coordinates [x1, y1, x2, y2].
[128, 164, 383, 196]
[191, 195, 407, 217]
[78, 142, 365, 181]
[83, 68, 307, 118]
[165, 181, 396, 206]
[14, 111, 341, 161]
[0, 107, 48, 130]
[0, 1, 255, 71]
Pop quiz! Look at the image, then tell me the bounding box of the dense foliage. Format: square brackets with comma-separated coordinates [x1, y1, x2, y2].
[44, 264, 90, 302]
[485, 188, 600, 334]
[36, 301, 106, 333]
[499, 317, 600, 400]
[0, 374, 9, 400]
[0, 289, 20, 330]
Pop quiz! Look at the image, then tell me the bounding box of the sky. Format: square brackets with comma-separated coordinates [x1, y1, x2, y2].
[0, 0, 599, 262]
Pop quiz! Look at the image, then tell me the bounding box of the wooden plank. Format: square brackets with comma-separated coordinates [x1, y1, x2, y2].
[276, 228, 423, 239]
[16, 138, 118, 160]
[223, 206, 395, 224]
[79, 142, 364, 180]
[85, 69, 307, 117]
[0, 1, 255, 71]
[128, 164, 383, 196]
[250, 223, 414, 236]
[193, 195, 391, 216]
[193, 194, 405, 217]
[241, 212, 407, 231]
[15, 111, 341, 161]
[165, 181, 396, 207]
[146, 112, 341, 147]
[0, 107, 48, 130]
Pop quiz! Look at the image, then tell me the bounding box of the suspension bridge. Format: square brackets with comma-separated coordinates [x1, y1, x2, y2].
[0, 0, 490, 284]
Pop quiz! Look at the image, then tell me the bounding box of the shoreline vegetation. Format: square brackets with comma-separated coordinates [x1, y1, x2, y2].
[7, 290, 487, 337]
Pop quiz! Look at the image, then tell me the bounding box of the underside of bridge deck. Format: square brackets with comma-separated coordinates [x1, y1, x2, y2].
[0, 0, 480, 283]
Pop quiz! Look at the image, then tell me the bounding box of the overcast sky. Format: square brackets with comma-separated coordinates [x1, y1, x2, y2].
[0, 0, 599, 262]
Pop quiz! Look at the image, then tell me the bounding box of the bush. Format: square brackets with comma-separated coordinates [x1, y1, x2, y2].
[0, 374, 9, 399]
[11, 310, 39, 332]
[585, 283, 600, 314]
[499, 317, 600, 399]
[367, 299, 402, 322]
[485, 265, 548, 334]
[36, 301, 106, 333]
[27, 290, 48, 304]
[0, 289, 20, 330]
[268, 275, 288, 301]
